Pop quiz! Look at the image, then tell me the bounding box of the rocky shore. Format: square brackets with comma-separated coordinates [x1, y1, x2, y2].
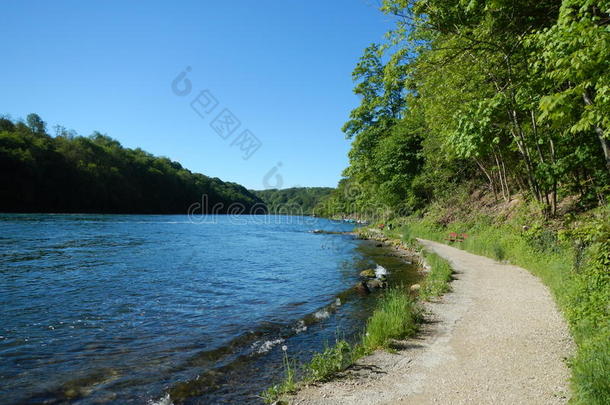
[352, 228, 426, 292]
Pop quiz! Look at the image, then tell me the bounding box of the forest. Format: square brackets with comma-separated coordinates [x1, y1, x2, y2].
[253, 187, 333, 215]
[0, 114, 265, 214]
[316, 0, 609, 218]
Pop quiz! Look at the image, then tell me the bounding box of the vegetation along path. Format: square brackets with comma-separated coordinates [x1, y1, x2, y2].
[292, 239, 574, 405]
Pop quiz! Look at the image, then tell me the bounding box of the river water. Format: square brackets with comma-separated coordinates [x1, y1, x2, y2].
[0, 214, 419, 404]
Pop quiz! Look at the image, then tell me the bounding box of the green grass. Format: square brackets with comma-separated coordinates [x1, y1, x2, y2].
[361, 288, 421, 351]
[418, 252, 453, 300]
[400, 208, 610, 405]
[261, 347, 297, 403]
[305, 339, 360, 382]
[262, 288, 422, 403]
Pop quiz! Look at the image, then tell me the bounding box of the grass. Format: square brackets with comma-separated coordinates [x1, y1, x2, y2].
[262, 239, 452, 403]
[361, 288, 421, 351]
[400, 206, 610, 405]
[305, 339, 360, 382]
[260, 346, 296, 403]
[262, 288, 421, 403]
[418, 252, 453, 300]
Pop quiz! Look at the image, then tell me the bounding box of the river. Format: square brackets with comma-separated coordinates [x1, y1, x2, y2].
[0, 214, 419, 404]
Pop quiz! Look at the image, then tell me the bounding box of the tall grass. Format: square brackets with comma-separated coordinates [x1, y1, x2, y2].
[305, 339, 359, 382]
[362, 288, 420, 350]
[418, 252, 453, 300]
[261, 346, 296, 403]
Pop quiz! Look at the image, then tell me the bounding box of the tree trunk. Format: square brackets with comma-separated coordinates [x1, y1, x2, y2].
[493, 150, 509, 201]
[582, 90, 610, 173]
[475, 159, 497, 201]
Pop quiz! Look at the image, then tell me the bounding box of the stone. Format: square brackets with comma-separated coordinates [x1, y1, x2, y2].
[359, 269, 376, 278]
[355, 281, 370, 294]
[366, 279, 387, 289]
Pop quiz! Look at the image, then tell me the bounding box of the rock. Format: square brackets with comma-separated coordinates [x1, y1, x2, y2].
[366, 279, 387, 289]
[359, 269, 376, 278]
[64, 388, 79, 399]
[376, 243, 383, 247]
[410, 283, 421, 292]
[355, 281, 370, 294]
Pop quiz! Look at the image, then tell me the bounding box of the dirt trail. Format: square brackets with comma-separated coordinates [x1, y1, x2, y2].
[290, 239, 574, 405]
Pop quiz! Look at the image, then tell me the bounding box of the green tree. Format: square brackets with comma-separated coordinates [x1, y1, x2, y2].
[26, 113, 46, 134]
[535, 0, 610, 173]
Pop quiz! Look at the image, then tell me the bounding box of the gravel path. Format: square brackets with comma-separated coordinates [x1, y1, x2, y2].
[290, 239, 574, 405]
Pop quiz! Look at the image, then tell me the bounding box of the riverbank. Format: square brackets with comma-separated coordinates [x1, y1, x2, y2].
[262, 230, 453, 403]
[290, 238, 574, 404]
[293, 195, 608, 404]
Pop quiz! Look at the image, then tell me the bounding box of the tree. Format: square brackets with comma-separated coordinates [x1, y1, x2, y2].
[26, 113, 46, 134]
[535, 0, 610, 173]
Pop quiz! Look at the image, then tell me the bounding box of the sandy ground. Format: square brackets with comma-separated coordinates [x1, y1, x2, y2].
[289, 239, 574, 405]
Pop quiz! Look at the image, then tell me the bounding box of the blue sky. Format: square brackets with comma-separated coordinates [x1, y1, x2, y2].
[0, 1, 394, 189]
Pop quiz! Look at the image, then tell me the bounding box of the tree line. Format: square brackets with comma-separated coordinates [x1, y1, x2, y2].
[252, 187, 333, 215]
[0, 114, 265, 214]
[317, 0, 610, 218]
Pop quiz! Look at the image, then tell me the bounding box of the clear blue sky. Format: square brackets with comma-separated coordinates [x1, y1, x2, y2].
[0, 1, 394, 189]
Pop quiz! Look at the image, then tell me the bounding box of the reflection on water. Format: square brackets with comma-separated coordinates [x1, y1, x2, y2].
[0, 214, 419, 404]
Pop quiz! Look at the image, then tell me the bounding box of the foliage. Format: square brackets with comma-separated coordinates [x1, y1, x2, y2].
[327, 0, 609, 220]
[0, 115, 265, 214]
[253, 187, 333, 215]
[535, 1, 610, 147]
[562, 212, 610, 404]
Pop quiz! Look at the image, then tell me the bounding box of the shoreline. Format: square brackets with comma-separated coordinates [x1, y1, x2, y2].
[286, 237, 573, 405]
[263, 229, 441, 403]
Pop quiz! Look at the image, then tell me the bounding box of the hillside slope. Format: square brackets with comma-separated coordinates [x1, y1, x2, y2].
[0, 114, 265, 214]
[253, 187, 333, 215]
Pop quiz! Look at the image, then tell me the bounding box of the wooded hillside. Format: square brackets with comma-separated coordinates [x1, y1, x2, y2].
[0, 114, 265, 214]
[317, 0, 610, 218]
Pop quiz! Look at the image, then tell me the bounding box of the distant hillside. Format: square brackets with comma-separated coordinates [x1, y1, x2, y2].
[253, 187, 333, 215]
[0, 114, 265, 214]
